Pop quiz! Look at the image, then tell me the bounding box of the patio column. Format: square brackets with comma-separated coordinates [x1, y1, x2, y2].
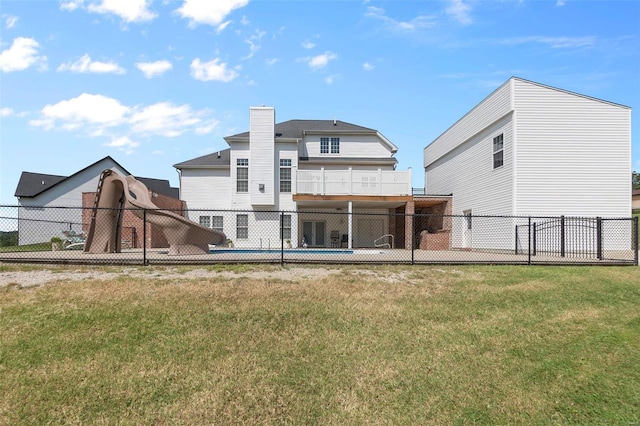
[405, 200, 414, 250]
[348, 201, 353, 249]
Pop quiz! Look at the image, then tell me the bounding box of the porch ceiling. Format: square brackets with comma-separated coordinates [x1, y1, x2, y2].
[293, 194, 410, 210]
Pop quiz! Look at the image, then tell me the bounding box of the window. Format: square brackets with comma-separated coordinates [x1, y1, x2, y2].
[330, 137, 340, 154]
[236, 214, 248, 239]
[237, 158, 248, 192]
[279, 159, 292, 193]
[281, 214, 291, 240]
[212, 216, 223, 233]
[493, 134, 504, 169]
[320, 137, 329, 153]
[199, 216, 211, 228]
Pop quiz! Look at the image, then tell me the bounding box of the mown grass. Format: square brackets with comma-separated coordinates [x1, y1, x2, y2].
[0, 242, 50, 252]
[0, 265, 638, 425]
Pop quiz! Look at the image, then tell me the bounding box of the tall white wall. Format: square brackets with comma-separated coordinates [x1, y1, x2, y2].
[250, 107, 275, 206]
[513, 79, 631, 217]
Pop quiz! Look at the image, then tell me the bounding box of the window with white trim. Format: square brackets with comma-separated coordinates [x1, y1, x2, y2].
[320, 137, 329, 154]
[237, 158, 248, 192]
[281, 214, 291, 240]
[199, 216, 211, 228]
[279, 159, 292, 193]
[212, 216, 223, 233]
[236, 214, 248, 239]
[493, 134, 504, 169]
[330, 137, 340, 154]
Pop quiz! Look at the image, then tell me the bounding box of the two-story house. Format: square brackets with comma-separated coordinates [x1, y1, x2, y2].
[174, 106, 416, 249]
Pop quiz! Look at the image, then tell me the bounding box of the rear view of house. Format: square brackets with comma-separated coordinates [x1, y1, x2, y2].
[174, 107, 417, 249]
[424, 77, 632, 252]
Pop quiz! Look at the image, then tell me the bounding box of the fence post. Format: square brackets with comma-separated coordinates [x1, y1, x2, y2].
[634, 216, 639, 266]
[280, 211, 284, 266]
[596, 217, 602, 260]
[527, 217, 531, 265]
[143, 208, 148, 266]
[560, 215, 565, 257]
[514, 225, 519, 255]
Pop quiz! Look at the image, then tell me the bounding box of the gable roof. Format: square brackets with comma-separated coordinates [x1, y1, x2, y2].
[225, 119, 378, 140]
[15, 156, 178, 199]
[173, 148, 231, 169]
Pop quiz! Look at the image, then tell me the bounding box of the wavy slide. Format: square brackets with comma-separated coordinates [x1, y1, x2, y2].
[84, 169, 226, 255]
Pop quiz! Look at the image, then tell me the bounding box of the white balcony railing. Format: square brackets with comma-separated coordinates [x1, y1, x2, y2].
[295, 169, 412, 196]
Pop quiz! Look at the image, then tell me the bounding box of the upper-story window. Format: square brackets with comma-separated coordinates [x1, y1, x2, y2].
[237, 158, 249, 192]
[493, 134, 504, 169]
[279, 159, 292, 193]
[320, 137, 340, 154]
[331, 137, 340, 153]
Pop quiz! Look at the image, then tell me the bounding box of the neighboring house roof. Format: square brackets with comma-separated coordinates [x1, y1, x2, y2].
[173, 148, 231, 169]
[14, 172, 67, 197]
[15, 155, 178, 199]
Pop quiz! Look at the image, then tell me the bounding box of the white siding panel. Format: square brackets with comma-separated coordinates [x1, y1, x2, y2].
[180, 169, 231, 214]
[426, 115, 515, 249]
[303, 134, 393, 158]
[514, 79, 631, 217]
[425, 80, 513, 167]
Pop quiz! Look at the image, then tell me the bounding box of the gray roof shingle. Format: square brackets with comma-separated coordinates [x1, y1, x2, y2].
[226, 119, 376, 140]
[173, 148, 231, 169]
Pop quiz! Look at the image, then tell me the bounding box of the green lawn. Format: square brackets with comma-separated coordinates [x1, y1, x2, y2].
[1, 265, 639, 425]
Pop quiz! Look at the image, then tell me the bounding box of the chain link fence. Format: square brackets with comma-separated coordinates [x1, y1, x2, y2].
[1, 205, 637, 266]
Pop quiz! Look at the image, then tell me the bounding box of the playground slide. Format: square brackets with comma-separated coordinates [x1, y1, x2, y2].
[84, 169, 226, 255]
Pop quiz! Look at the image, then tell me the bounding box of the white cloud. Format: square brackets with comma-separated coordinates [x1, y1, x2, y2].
[556, 0, 566, 6]
[363, 62, 375, 71]
[0, 107, 15, 117]
[499, 36, 596, 49]
[60, 0, 84, 11]
[190, 58, 239, 82]
[129, 102, 204, 137]
[0, 37, 47, 72]
[57, 54, 126, 74]
[136, 60, 172, 78]
[30, 93, 219, 145]
[324, 74, 341, 84]
[240, 15, 250, 25]
[4, 14, 18, 29]
[365, 6, 436, 32]
[87, 0, 156, 23]
[302, 51, 337, 70]
[30, 93, 129, 130]
[175, 0, 249, 29]
[265, 58, 278, 66]
[446, 0, 472, 25]
[105, 136, 139, 154]
[302, 40, 315, 49]
[242, 29, 266, 60]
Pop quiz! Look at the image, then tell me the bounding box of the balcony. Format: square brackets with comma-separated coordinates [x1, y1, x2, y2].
[295, 169, 412, 196]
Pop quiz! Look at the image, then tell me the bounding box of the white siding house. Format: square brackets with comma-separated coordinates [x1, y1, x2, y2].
[424, 77, 632, 251]
[174, 107, 414, 249]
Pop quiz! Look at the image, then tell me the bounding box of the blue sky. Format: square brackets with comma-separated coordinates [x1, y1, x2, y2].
[1, 0, 638, 205]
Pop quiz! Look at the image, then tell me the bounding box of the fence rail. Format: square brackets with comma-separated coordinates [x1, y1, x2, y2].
[0, 205, 637, 266]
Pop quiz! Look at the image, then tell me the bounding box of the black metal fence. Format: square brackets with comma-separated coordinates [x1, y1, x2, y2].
[0, 205, 637, 266]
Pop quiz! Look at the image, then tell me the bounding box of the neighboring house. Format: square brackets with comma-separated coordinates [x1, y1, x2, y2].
[633, 189, 640, 210]
[424, 77, 632, 251]
[174, 106, 432, 249]
[15, 156, 179, 246]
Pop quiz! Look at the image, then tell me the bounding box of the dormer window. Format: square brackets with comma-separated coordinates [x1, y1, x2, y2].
[320, 137, 340, 154]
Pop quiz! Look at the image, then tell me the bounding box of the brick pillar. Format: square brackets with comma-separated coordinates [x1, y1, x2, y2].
[405, 200, 414, 250]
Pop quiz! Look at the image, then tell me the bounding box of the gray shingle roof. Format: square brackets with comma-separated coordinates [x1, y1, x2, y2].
[14, 172, 67, 197]
[173, 148, 231, 169]
[226, 119, 377, 140]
